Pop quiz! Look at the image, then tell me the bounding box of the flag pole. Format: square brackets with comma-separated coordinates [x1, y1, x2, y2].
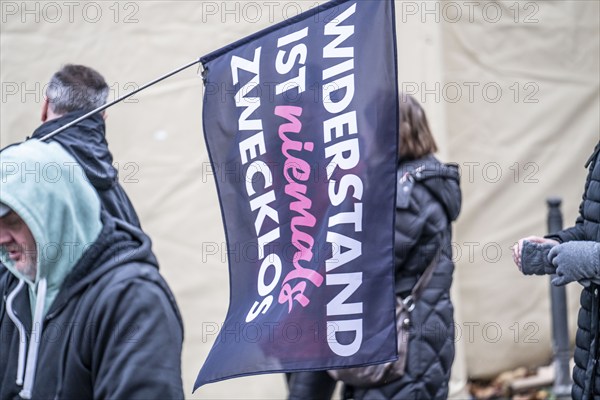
[39, 58, 202, 142]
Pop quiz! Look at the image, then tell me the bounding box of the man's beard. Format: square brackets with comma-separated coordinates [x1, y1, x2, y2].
[18, 250, 37, 281]
[20, 262, 37, 281]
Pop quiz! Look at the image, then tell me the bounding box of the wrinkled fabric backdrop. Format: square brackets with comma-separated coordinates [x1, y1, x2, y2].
[1, 1, 598, 398]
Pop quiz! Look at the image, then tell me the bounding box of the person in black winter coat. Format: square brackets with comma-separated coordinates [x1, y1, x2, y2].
[29, 64, 141, 227]
[286, 95, 461, 399]
[514, 141, 600, 400]
[0, 64, 144, 332]
[0, 140, 184, 399]
[343, 94, 461, 400]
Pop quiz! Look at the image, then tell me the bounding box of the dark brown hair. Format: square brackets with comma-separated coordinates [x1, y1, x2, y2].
[398, 93, 438, 160]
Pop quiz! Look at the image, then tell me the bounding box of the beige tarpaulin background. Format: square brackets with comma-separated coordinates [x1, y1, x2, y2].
[1, 1, 598, 398]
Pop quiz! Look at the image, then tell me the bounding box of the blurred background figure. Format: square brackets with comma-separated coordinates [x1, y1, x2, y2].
[30, 64, 141, 227]
[343, 93, 461, 399]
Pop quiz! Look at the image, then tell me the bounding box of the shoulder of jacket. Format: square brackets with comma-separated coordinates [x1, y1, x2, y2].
[585, 141, 600, 169]
[87, 262, 183, 331]
[80, 264, 170, 317]
[106, 262, 160, 284]
[396, 171, 438, 210]
[85, 263, 162, 298]
[396, 159, 452, 196]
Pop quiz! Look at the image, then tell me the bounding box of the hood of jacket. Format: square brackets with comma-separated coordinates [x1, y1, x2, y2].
[0, 140, 103, 315]
[30, 111, 116, 190]
[398, 154, 462, 222]
[49, 212, 160, 315]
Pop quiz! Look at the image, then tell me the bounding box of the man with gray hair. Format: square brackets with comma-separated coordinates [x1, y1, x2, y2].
[29, 64, 141, 227]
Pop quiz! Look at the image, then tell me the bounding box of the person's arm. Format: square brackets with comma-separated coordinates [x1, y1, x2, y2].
[548, 241, 600, 286]
[394, 185, 444, 276]
[512, 236, 559, 271]
[545, 215, 586, 244]
[394, 201, 425, 268]
[519, 241, 557, 276]
[90, 274, 184, 399]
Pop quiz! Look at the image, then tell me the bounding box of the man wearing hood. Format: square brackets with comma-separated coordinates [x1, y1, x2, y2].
[30, 64, 140, 227]
[0, 140, 184, 399]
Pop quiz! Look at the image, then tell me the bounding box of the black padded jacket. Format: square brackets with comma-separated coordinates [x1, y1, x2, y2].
[547, 141, 600, 400]
[349, 155, 461, 400]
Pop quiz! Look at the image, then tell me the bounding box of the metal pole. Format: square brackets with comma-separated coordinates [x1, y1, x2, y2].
[39, 58, 202, 142]
[546, 197, 572, 398]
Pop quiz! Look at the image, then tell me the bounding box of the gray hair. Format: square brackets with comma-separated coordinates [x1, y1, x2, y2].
[46, 64, 109, 115]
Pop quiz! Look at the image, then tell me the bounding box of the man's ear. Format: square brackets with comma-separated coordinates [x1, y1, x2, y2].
[101, 111, 108, 121]
[41, 97, 49, 122]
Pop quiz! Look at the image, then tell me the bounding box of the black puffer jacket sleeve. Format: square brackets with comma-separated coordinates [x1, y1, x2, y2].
[394, 183, 444, 277]
[394, 159, 461, 287]
[546, 192, 587, 243]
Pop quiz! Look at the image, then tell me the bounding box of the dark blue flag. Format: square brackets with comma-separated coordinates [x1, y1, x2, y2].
[195, 0, 399, 389]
